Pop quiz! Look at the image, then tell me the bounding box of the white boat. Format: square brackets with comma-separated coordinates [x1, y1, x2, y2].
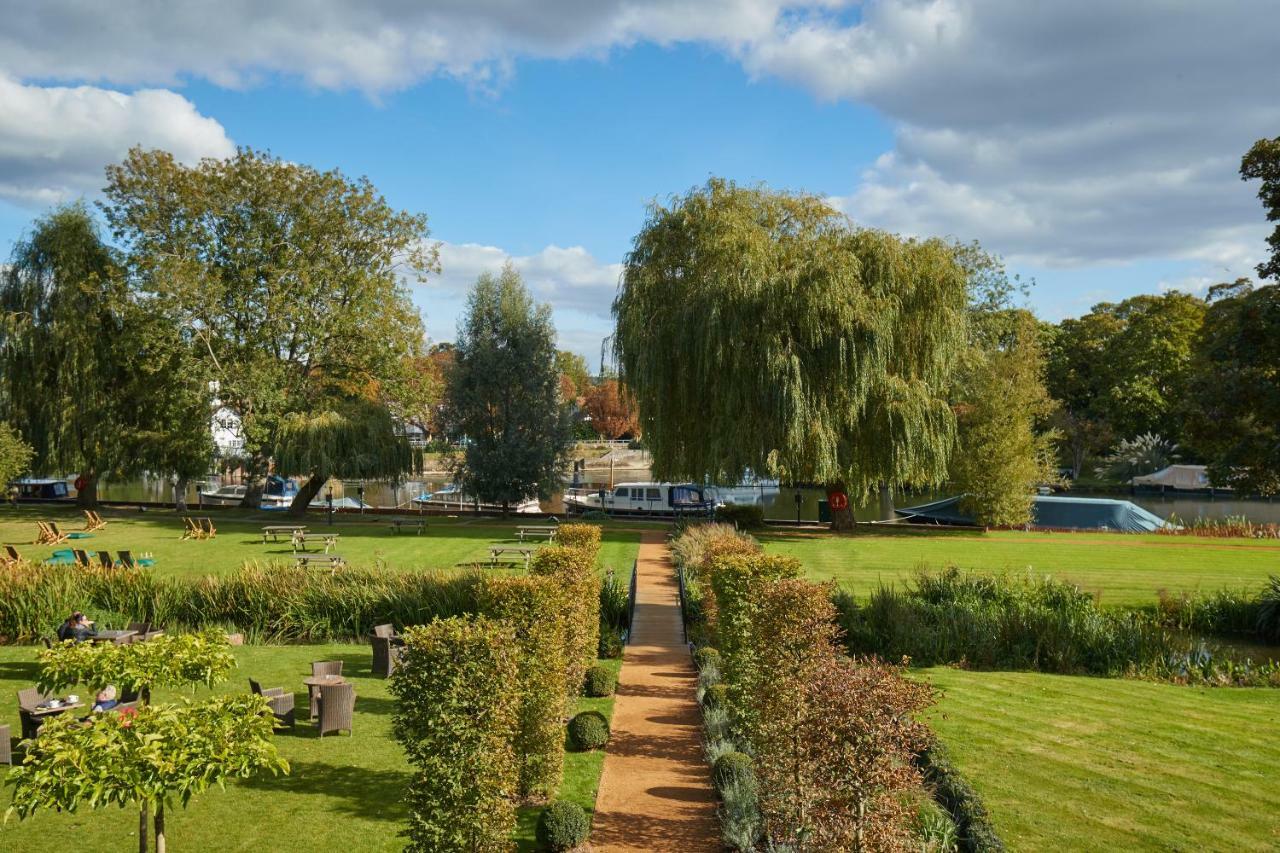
[563, 481, 716, 516]
[706, 476, 780, 506]
[413, 485, 542, 514]
[199, 476, 298, 509]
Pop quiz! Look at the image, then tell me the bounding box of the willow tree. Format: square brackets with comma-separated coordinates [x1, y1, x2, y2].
[102, 147, 435, 508]
[613, 180, 968, 528]
[0, 204, 126, 507]
[273, 398, 416, 515]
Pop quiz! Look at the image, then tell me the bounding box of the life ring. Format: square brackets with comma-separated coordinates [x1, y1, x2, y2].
[74, 475, 87, 492]
[827, 490, 849, 512]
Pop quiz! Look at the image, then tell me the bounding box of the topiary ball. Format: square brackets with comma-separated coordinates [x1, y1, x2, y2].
[536, 800, 590, 851]
[568, 710, 610, 751]
[712, 750, 755, 794]
[700, 683, 727, 713]
[692, 646, 721, 672]
[598, 629, 624, 660]
[584, 663, 618, 697]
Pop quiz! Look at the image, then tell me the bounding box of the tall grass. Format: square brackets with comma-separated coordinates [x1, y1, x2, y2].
[1159, 514, 1280, 539]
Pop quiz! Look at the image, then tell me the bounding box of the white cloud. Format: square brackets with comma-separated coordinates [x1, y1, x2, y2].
[0, 75, 234, 206]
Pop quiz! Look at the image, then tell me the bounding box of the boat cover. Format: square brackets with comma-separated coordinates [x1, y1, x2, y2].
[896, 495, 1170, 532]
[1132, 464, 1215, 490]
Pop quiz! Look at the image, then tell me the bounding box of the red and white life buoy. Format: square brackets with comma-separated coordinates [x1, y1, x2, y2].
[73, 475, 87, 492]
[827, 490, 849, 512]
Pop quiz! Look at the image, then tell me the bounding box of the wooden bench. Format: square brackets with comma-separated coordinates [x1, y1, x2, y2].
[262, 525, 307, 543]
[390, 519, 427, 535]
[295, 554, 347, 572]
[292, 532, 340, 553]
[489, 546, 534, 569]
[516, 526, 558, 542]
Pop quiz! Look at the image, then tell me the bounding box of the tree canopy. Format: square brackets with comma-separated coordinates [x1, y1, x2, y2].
[613, 179, 968, 525]
[445, 264, 572, 510]
[101, 147, 435, 506]
[582, 378, 639, 439]
[1242, 136, 1280, 281]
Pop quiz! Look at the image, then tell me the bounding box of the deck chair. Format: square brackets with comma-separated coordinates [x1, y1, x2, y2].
[35, 521, 57, 545]
[181, 517, 201, 540]
[83, 510, 106, 532]
[72, 549, 92, 568]
[198, 517, 217, 538]
[46, 522, 69, 545]
[116, 550, 155, 570]
[95, 551, 113, 570]
[2, 545, 20, 566]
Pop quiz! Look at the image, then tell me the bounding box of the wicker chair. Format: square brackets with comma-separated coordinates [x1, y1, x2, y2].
[308, 661, 344, 718]
[316, 682, 355, 737]
[371, 636, 406, 678]
[372, 623, 396, 639]
[17, 687, 51, 740]
[249, 678, 296, 729]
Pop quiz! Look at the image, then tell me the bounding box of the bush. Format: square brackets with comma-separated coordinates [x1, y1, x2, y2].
[918, 742, 1005, 852]
[701, 683, 727, 712]
[1259, 575, 1280, 643]
[390, 616, 520, 851]
[567, 710, 610, 751]
[692, 646, 721, 672]
[670, 523, 759, 577]
[531, 546, 601, 697]
[718, 777, 763, 852]
[536, 801, 590, 851]
[714, 503, 766, 530]
[712, 750, 755, 794]
[584, 664, 617, 697]
[555, 523, 602, 554]
[598, 628, 624, 659]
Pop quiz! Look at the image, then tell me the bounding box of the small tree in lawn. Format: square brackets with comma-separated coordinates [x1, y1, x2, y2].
[0, 423, 34, 490]
[7, 694, 287, 853]
[445, 264, 573, 513]
[35, 631, 238, 851]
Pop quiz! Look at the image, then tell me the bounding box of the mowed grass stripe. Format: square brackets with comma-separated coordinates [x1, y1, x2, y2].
[920, 668, 1280, 851]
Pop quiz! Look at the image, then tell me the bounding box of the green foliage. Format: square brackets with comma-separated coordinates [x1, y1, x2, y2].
[567, 710, 610, 751]
[536, 800, 590, 851]
[692, 646, 721, 672]
[614, 179, 969, 512]
[1186, 281, 1280, 494]
[555, 350, 591, 401]
[37, 629, 235, 697]
[952, 310, 1058, 527]
[0, 423, 33, 486]
[531, 545, 600, 696]
[706, 552, 802, 691]
[6, 694, 287, 850]
[0, 560, 482, 644]
[714, 503, 765, 530]
[670, 523, 759, 578]
[1094, 432, 1179, 482]
[712, 751, 755, 795]
[477, 575, 570, 799]
[446, 264, 573, 509]
[391, 616, 520, 852]
[918, 742, 1006, 853]
[915, 796, 961, 853]
[1153, 586, 1261, 637]
[1258, 576, 1280, 643]
[1242, 135, 1280, 281]
[556, 523, 602, 553]
[700, 682, 727, 712]
[584, 663, 617, 697]
[597, 570, 629, 658]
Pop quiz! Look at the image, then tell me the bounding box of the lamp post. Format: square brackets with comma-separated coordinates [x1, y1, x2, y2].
[357, 484, 365, 514]
[794, 490, 803, 524]
[326, 486, 334, 526]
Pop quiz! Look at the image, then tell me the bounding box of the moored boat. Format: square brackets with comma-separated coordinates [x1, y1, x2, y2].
[563, 481, 715, 516]
[413, 484, 542, 514]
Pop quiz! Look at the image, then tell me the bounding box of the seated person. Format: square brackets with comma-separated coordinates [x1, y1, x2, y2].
[55, 611, 97, 642]
[91, 686, 118, 713]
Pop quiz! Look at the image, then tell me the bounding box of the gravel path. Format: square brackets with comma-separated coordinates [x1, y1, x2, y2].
[590, 531, 719, 851]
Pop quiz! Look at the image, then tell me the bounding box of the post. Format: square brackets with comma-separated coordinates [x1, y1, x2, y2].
[795, 490, 802, 524]
[326, 487, 334, 527]
[357, 484, 365, 514]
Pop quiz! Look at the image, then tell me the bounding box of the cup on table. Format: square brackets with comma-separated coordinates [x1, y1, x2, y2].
[67, 694, 79, 703]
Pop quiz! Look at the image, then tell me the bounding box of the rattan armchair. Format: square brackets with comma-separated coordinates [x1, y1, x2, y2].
[17, 687, 51, 740]
[249, 678, 296, 729]
[316, 682, 355, 737]
[371, 635, 405, 678]
[372, 623, 396, 638]
[308, 661, 344, 717]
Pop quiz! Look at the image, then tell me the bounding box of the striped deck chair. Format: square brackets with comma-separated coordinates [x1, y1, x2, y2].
[198, 517, 217, 539]
[96, 551, 113, 570]
[72, 549, 92, 568]
[181, 517, 201, 540]
[35, 521, 57, 544]
[83, 510, 107, 531]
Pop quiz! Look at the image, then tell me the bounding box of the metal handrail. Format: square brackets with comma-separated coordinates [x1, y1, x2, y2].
[624, 559, 638, 645]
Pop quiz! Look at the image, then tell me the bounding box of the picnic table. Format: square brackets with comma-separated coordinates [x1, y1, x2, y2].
[516, 525, 558, 542]
[295, 554, 347, 572]
[90, 629, 136, 645]
[30, 699, 86, 718]
[262, 524, 308, 543]
[489, 546, 534, 569]
[292, 532, 340, 553]
[390, 519, 427, 535]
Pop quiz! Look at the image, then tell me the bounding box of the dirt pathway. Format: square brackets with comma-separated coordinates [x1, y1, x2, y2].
[591, 531, 719, 851]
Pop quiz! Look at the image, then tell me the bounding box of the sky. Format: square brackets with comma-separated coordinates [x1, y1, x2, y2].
[0, 1, 1277, 366]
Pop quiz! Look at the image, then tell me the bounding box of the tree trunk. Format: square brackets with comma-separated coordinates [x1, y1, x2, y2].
[829, 483, 855, 532]
[154, 801, 165, 853]
[173, 477, 188, 512]
[287, 474, 327, 518]
[75, 471, 99, 509]
[238, 455, 269, 510]
[138, 805, 148, 853]
[877, 481, 895, 521]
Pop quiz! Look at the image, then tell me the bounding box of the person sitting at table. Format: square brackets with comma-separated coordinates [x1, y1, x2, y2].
[91, 685, 118, 713]
[55, 611, 97, 642]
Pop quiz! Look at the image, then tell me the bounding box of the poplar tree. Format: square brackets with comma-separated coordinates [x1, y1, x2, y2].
[613, 180, 968, 529]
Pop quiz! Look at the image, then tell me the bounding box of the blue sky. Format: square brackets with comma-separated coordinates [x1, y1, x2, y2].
[0, 2, 1275, 362]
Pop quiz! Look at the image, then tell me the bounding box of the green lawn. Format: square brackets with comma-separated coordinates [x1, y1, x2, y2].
[0, 507, 642, 580]
[920, 667, 1280, 851]
[0, 643, 620, 851]
[761, 527, 1280, 606]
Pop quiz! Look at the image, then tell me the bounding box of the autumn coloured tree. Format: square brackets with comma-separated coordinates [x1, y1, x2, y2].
[582, 378, 639, 439]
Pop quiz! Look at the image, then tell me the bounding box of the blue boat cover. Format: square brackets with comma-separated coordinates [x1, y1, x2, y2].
[896, 495, 1170, 532]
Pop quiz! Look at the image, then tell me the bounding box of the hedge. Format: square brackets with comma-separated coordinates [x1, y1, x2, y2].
[555, 523, 602, 553]
[531, 546, 600, 696]
[917, 742, 1006, 852]
[390, 616, 520, 851]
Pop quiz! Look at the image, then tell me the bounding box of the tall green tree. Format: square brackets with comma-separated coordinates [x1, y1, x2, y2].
[1242, 136, 1280, 281]
[445, 264, 572, 512]
[0, 204, 127, 507]
[1185, 280, 1280, 494]
[0, 423, 34, 490]
[613, 179, 968, 529]
[101, 147, 435, 507]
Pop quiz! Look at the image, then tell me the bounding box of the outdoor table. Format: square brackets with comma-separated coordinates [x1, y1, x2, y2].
[30, 700, 86, 718]
[292, 532, 340, 553]
[516, 526, 558, 542]
[295, 554, 347, 572]
[90, 629, 137, 645]
[390, 519, 427, 534]
[489, 546, 534, 569]
[304, 674, 347, 719]
[262, 524, 308, 543]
